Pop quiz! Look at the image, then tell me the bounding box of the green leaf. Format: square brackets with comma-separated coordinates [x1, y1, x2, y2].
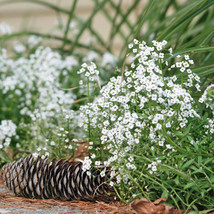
[158, 0, 214, 40]
[199, 209, 214, 214]
[184, 182, 196, 190]
[175, 176, 180, 185]
[0, 0, 69, 14]
[182, 159, 195, 169]
[210, 175, 214, 183]
[191, 169, 203, 175]
[174, 123, 192, 137]
[167, 45, 214, 60]
[197, 66, 214, 77]
[197, 156, 202, 165]
[161, 190, 169, 198]
[204, 158, 213, 165]
[178, 25, 214, 49]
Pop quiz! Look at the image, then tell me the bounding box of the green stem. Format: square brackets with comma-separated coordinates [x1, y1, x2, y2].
[184, 198, 199, 214]
[61, 0, 78, 50]
[132, 153, 192, 182]
[163, 126, 212, 157]
[70, 0, 108, 54]
[119, 0, 155, 59]
[122, 167, 150, 200]
[111, 0, 141, 44]
[0, 0, 69, 14]
[93, 0, 127, 42]
[87, 78, 91, 141]
[135, 170, 182, 208]
[159, 60, 167, 89]
[107, 0, 122, 48]
[0, 31, 102, 54]
[181, 72, 183, 88]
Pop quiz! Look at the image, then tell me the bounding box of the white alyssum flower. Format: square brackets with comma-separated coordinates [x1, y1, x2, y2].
[0, 120, 17, 148]
[13, 42, 26, 53]
[0, 47, 76, 121]
[77, 62, 99, 80]
[199, 84, 214, 111]
[0, 22, 12, 35]
[78, 39, 206, 184]
[101, 52, 117, 66]
[28, 35, 42, 48]
[82, 156, 92, 171]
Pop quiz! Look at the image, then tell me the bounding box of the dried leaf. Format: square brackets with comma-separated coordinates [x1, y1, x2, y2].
[130, 198, 185, 214]
[130, 198, 166, 214]
[154, 197, 167, 204]
[74, 141, 89, 160]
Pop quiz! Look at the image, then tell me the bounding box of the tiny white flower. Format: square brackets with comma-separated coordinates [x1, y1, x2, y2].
[152, 165, 157, 172]
[95, 161, 101, 166]
[128, 43, 133, 49]
[91, 154, 96, 159]
[100, 171, 105, 177]
[32, 153, 39, 158]
[109, 181, 114, 187]
[50, 141, 55, 146]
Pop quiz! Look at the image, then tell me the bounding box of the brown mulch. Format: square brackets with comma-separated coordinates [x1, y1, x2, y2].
[1, 179, 214, 214]
[0, 179, 134, 214]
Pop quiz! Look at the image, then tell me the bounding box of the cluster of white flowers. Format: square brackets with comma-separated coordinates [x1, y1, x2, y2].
[27, 35, 43, 49]
[83, 51, 99, 62]
[147, 159, 161, 174]
[27, 111, 78, 158]
[0, 29, 119, 159]
[199, 85, 214, 137]
[101, 52, 117, 67]
[13, 36, 42, 54]
[0, 22, 12, 35]
[78, 39, 203, 183]
[0, 45, 81, 154]
[54, 18, 78, 34]
[13, 42, 26, 54]
[204, 119, 214, 135]
[77, 62, 99, 82]
[82, 156, 92, 172]
[199, 84, 214, 111]
[169, 57, 200, 91]
[0, 47, 77, 121]
[0, 120, 17, 149]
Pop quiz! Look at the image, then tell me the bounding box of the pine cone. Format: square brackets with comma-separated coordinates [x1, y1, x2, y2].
[1, 155, 114, 201]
